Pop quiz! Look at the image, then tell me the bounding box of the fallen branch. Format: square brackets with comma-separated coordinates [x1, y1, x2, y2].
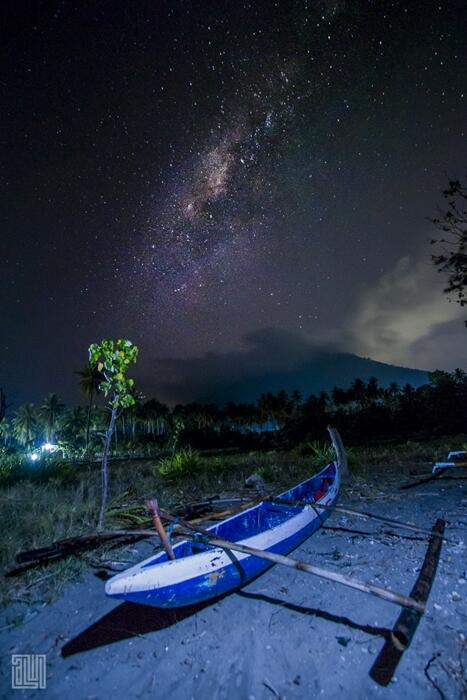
[400, 469, 446, 490]
[5, 529, 157, 576]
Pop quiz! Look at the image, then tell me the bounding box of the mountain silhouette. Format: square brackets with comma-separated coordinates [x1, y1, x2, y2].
[143, 329, 428, 404]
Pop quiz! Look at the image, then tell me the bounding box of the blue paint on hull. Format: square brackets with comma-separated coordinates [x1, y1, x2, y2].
[120, 506, 333, 608]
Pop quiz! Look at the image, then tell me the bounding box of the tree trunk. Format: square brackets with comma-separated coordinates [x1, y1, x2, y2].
[85, 390, 93, 454]
[98, 404, 118, 531]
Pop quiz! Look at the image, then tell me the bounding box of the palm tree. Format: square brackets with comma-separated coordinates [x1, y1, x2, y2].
[61, 406, 87, 444]
[40, 393, 65, 442]
[349, 378, 366, 407]
[12, 403, 39, 446]
[0, 418, 13, 447]
[76, 363, 102, 452]
[366, 377, 380, 402]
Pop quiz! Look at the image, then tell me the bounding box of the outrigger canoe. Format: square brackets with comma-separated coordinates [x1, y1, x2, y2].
[105, 461, 339, 608]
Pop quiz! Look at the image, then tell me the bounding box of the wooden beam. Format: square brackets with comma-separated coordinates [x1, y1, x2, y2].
[369, 518, 445, 686]
[327, 425, 349, 479]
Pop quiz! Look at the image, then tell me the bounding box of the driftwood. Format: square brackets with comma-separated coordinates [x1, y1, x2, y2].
[369, 518, 445, 686]
[400, 469, 447, 490]
[159, 510, 425, 613]
[6, 530, 157, 576]
[327, 425, 349, 480]
[7, 498, 260, 575]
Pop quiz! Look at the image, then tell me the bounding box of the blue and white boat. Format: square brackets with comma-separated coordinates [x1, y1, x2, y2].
[105, 461, 340, 608]
[433, 450, 467, 473]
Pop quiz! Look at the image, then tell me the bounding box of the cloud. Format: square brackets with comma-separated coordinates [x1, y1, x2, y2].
[344, 255, 466, 369]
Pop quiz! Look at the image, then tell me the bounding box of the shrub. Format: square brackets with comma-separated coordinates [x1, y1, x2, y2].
[0, 448, 26, 486]
[157, 448, 201, 477]
[292, 441, 335, 465]
[26, 457, 76, 484]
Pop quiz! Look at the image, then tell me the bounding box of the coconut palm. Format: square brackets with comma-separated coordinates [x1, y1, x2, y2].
[61, 406, 87, 444]
[76, 363, 102, 451]
[0, 418, 13, 447]
[40, 393, 65, 442]
[12, 403, 39, 446]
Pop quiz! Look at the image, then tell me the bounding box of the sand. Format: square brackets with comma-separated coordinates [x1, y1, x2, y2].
[1, 467, 466, 699]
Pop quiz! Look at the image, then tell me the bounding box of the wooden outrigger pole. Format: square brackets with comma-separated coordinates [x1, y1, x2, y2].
[159, 509, 425, 614]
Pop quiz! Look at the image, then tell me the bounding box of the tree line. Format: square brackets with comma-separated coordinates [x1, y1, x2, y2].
[1, 369, 466, 456]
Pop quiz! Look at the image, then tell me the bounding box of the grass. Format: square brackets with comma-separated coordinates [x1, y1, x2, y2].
[0, 435, 463, 606]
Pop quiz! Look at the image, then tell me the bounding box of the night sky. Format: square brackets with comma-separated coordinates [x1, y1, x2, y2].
[2, 0, 467, 406]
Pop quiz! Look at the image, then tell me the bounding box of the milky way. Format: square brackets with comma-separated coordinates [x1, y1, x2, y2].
[2, 0, 467, 402]
[128, 57, 306, 316]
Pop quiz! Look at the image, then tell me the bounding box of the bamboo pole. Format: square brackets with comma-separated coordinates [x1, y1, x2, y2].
[159, 510, 425, 614]
[271, 499, 455, 544]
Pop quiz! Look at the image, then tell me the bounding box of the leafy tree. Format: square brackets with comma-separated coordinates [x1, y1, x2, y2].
[76, 363, 103, 452]
[40, 393, 65, 442]
[89, 339, 138, 529]
[431, 177, 467, 325]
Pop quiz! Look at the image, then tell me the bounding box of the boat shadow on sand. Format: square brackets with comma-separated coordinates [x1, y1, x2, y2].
[61, 587, 389, 657]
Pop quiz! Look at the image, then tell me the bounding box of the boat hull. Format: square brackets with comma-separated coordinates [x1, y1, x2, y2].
[105, 461, 339, 608]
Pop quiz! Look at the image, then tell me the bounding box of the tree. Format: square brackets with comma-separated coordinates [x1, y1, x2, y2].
[89, 339, 138, 530]
[61, 406, 87, 446]
[76, 363, 103, 453]
[0, 418, 13, 447]
[12, 403, 39, 446]
[0, 387, 7, 424]
[40, 393, 65, 442]
[431, 177, 467, 325]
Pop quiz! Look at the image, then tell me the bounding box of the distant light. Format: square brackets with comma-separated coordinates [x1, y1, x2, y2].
[41, 442, 58, 453]
[30, 453, 40, 462]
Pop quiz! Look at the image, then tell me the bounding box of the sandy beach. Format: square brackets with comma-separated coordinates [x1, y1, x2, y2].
[1, 466, 466, 700]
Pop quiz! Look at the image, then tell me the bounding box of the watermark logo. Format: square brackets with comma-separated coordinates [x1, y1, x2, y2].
[11, 654, 46, 690]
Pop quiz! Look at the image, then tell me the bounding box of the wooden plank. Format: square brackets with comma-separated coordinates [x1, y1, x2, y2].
[369, 518, 445, 686]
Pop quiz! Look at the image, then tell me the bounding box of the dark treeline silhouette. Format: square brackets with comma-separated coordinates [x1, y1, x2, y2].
[1, 369, 466, 457]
